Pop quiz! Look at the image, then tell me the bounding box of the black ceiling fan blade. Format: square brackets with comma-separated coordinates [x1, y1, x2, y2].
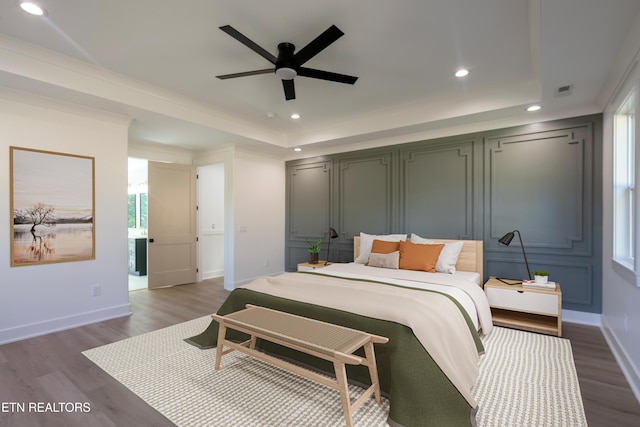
[216, 69, 274, 80]
[298, 67, 358, 84]
[293, 25, 344, 65]
[219, 25, 278, 64]
[282, 79, 296, 100]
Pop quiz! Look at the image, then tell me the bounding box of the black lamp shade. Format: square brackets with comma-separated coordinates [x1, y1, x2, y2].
[499, 232, 515, 246]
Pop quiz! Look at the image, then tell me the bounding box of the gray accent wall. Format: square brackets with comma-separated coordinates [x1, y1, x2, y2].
[285, 115, 603, 313]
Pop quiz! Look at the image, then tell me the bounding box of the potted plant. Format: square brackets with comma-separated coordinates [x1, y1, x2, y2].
[531, 270, 549, 284]
[307, 238, 322, 264]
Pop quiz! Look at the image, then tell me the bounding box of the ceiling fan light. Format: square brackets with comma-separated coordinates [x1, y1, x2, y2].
[454, 69, 469, 78]
[276, 67, 297, 80]
[20, 1, 45, 15]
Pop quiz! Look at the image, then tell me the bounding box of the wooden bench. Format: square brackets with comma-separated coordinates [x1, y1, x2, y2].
[211, 305, 389, 427]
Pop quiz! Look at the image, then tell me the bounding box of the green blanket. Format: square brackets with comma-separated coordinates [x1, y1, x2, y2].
[187, 288, 481, 427]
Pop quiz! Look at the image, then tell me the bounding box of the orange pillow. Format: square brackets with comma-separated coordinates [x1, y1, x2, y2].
[399, 241, 444, 272]
[366, 239, 401, 266]
[371, 239, 401, 254]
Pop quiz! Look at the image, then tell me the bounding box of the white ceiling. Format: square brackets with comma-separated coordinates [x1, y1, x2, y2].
[1, 0, 639, 157]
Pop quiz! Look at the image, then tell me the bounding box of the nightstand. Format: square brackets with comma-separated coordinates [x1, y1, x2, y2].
[297, 261, 332, 272]
[484, 277, 562, 336]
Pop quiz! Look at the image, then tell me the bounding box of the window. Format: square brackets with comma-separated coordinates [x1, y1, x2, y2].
[127, 192, 148, 229]
[139, 193, 148, 229]
[613, 90, 636, 269]
[128, 194, 137, 228]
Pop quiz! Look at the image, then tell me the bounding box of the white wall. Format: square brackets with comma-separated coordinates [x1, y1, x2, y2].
[129, 140, 193, 164]
[195, 147, 235, 290]
[601, 13, 640, 402]
[0, 89, 131, 344]
[194, 146, 285, 290]
[232, 149, 285, 286]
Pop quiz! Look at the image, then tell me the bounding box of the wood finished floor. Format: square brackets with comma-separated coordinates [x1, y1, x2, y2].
[1, 277, 639, 427]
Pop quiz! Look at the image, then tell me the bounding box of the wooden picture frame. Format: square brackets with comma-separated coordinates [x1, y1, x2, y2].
[10, 146, 95, 266]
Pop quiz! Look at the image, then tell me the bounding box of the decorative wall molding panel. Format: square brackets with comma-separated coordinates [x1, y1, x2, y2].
[484, 124, 593, 256]
[285, 115, 602, 312]
[400, 139, 476, 239]
[337, 151, 395, 238]
[287, 160, 332, 241]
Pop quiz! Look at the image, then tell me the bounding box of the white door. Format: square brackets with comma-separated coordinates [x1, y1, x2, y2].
[147, 161, 197, 289]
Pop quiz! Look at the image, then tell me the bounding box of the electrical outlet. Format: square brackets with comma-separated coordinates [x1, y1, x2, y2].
[91, 284, 101, 296]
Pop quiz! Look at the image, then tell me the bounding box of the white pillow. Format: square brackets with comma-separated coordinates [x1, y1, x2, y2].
[355, 232, 407, 264]
[410, 233, 464, 274]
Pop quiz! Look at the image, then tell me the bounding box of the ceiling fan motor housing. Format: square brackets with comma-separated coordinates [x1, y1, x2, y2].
[276, 43, 297, 79]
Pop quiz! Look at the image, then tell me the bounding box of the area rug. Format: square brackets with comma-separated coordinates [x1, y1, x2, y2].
[82, 318, 587, 427]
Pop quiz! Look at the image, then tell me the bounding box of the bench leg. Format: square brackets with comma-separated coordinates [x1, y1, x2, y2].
[214, 323, 227, 370]
[333, 361, 354, 427]
[363, 342, 382, 404]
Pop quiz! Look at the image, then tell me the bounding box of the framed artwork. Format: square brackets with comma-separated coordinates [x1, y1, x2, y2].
[10, 146, 95, 266]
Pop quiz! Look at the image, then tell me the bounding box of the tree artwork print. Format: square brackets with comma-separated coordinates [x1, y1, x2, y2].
[10, 147, 95, 266]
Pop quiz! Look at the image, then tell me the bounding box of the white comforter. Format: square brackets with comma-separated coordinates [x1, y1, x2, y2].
[242, 269, 488, 408]
[309, 262, 493, 335]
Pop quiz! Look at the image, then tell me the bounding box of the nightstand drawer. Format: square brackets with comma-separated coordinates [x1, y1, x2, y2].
[486, 287, 559, 316]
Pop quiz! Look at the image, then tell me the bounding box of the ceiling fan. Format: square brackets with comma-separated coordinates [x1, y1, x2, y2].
[216, 25, 358, 101]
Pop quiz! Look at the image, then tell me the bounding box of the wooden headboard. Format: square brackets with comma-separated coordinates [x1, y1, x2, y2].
[353, 236, 484, 278]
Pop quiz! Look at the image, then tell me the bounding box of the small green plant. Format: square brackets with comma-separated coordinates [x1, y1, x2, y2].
[307, 238, 322, 253]
[531, 270, 549, 277]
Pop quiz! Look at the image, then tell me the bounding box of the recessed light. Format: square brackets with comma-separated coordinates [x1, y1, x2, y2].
[454, 69, 470, 78]
[294, 147, 302, 152]
[290, 113, 300, 119]
[19, 1, 45, 16]
[526, 105, 541, 112]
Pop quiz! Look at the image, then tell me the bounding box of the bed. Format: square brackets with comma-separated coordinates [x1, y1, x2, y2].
[188, 234, 492, 427]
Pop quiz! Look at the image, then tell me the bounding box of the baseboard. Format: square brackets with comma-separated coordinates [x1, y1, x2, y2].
[562, 309, 602, 326]
[0, 304, 131, 345]
[601, 315, 640, 404]
[232, 271, 285, 289]
[202, 269, 223, 280]
[233, 275, 266, 288]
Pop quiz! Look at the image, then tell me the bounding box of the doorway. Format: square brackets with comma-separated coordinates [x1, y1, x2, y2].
[128, 158, 148, 291]
[127, 158, 224, 290]
[197, 163, 225, 280]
